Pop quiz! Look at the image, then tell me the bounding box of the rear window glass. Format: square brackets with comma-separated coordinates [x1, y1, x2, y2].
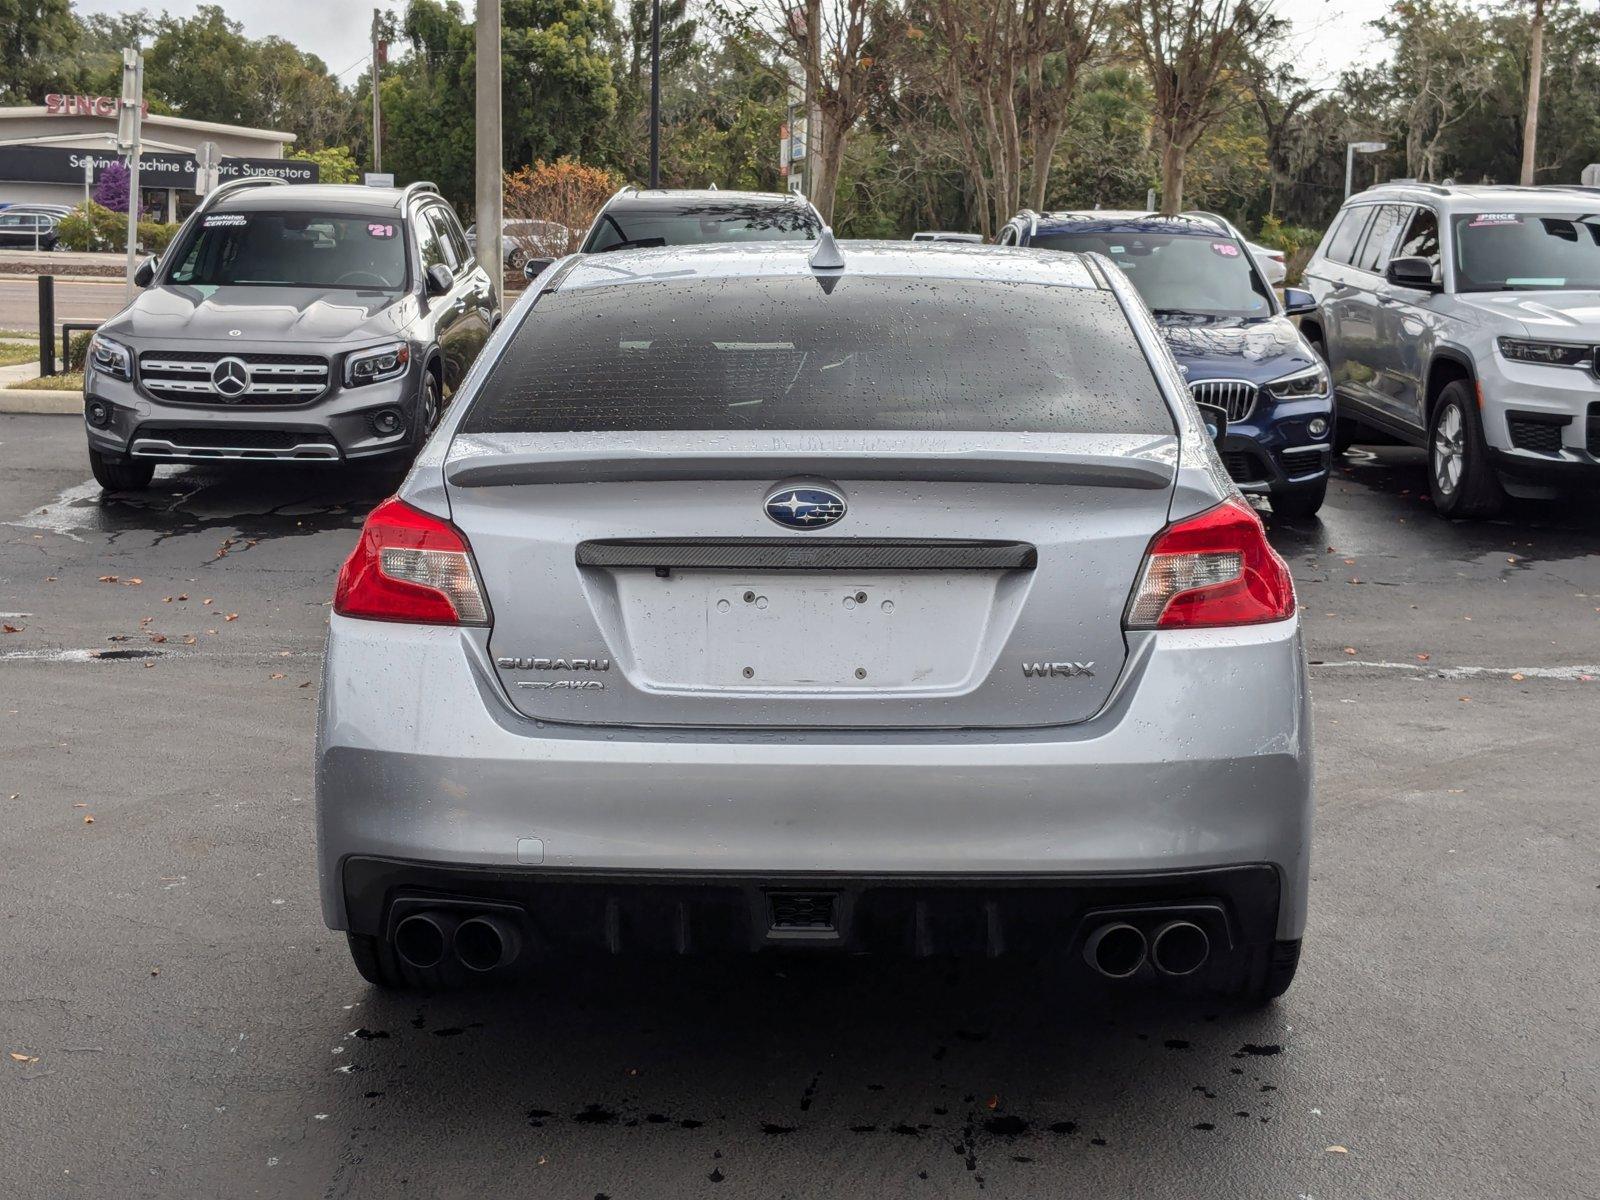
[462, 276, 1172, 436]
[583, 203, 821, 251]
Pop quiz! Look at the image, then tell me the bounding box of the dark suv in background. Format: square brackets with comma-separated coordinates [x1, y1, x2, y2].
[83, 176, 497, 491]
[1001, 209, 1333, 518]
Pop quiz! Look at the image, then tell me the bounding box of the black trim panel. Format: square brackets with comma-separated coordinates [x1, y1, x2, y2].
[575, 538, 1037, 572]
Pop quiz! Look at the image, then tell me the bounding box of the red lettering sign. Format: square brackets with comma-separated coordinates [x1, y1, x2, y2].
[42, 93, 148, 118]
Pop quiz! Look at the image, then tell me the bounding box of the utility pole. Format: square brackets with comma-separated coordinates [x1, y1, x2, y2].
[475, 0, 503, 306]
[648, 0, 661, 188]
[1519, 0, 1547, 186]
[118, 47, 144, 301]
[371, 9, 383, 173]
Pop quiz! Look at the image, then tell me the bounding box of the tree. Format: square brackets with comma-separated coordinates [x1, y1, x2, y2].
[291, 145, 361, 184]
[1372, 0, 1493, 181]
[0, 0, 79, 103]
[1519, 0, 1549, 185]
[504, 157, 622, 251]
[1126, 0, 1283, 213]
[720, 0, 902, 224]
[1243, 58, 1314, 216]
[918, 0, 1106, 236]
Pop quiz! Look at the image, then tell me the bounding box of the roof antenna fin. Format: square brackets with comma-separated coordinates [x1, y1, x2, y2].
[810, 227, 845, 270]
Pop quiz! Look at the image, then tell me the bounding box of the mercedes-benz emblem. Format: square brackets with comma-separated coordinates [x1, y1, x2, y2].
[211, 356, 251, 400]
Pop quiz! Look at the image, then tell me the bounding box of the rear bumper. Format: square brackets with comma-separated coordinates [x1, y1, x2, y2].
[316, 615, 1314, 942]
[341, 859, 1283, 960]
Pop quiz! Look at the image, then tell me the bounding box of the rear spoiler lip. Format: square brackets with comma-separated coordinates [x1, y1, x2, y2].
[444, 450, 1174, 490]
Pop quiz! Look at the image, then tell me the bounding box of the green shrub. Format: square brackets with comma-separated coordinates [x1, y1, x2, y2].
[62, 329, 90, 371]
[137, 220, 179, 253]
[1255, 213, 1321, 254]
[55, 202, 125, 251]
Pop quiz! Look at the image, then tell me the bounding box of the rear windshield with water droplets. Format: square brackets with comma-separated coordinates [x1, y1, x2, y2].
[461, 276, 1173, 435]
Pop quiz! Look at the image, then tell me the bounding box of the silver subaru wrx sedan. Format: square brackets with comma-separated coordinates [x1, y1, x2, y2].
[316, 239, 1311, 1004]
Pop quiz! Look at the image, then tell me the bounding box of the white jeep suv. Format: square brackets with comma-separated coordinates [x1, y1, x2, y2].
[1300, 182, 1600, 516]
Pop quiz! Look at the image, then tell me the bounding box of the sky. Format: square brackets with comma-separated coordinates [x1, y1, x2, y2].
[71, 0, 1398, 90]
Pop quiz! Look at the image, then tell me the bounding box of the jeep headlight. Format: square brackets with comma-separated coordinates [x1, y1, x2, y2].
[87, 334, 132, 380]
[344, 342, 411, 387]
[1496, 337, 1591, 367]
[1264, 363, 1329, 400]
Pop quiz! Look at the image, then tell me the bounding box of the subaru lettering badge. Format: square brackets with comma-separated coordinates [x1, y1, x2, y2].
[764, 484, 847, 530]
[211, 356, 251, 400]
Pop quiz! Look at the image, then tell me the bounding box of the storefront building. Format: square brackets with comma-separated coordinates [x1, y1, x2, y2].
[0, 100, 316, 221]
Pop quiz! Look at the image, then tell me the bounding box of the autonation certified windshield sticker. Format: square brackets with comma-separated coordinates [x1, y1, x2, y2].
[202, 214, 247, 227]
[367, 223, 396, 238]
[1469, 213, 1523, 226]
[1211, 241, 1240, 257]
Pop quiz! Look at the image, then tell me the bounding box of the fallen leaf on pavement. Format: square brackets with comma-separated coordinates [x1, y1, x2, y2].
[98, 575, 118, 583]
[224, 613, 239, 622]
[1342, 647, 1357, 656]
[202, 597, 213, 605]
[1511, 673, 1525, 682]
[1415, 653, 1430, 662]
[83, 815, 94, 824]
[2, 624, 21, 634]
[9, 1052, 36, 1063]
[149, 634, 167, 644]
[124, 577, 142, 586]
[269, 673, 285, 680]
[1325, 1145, 1348, 1154]
[182, 635, 196, 645]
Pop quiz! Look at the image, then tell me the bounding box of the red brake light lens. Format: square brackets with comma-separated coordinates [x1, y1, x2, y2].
[1125, 497, 1296, 629]
[334, 497, 489, 625]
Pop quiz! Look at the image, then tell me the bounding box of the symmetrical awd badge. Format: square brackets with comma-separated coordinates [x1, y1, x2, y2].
[764, 484, 847, 530]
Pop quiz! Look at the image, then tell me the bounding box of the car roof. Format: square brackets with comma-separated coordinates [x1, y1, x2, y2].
[214, 184, 426, 215]
[600, 188, 814, 211]
[1030, 211, 1232, 236]
[553, 240, 1103, 294]
[1348, 182, 1600, 212]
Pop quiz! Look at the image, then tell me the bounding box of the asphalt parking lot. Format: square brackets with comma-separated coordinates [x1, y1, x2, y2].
[1, 411, 1596, 1199]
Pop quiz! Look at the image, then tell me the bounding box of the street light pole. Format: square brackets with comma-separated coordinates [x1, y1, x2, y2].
[118, 47, 144, 301]
[476, 0, 503, 307]
[648, 0, 661, 188]
[371, 9, 383, 173]
[1345, 141, 1388, 199]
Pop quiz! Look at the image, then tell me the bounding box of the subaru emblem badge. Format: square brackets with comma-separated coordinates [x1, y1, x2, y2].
[764, 484, 847, 530]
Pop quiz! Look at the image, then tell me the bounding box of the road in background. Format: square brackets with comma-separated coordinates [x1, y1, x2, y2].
[0, 277, 127, 333]
[1, 413, 1596, 1199]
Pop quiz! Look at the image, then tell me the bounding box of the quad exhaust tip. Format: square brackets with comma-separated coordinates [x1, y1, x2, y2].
[393, 909, 524, 973]
[1150, 920, 1210, 977]
[1083, 922, 1147, 978]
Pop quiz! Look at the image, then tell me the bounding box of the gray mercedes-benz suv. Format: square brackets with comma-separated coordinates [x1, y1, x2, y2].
[83, 176, 497, 490]
[1302, 182, 1600, 516]
[316, 237, 1311, 1004]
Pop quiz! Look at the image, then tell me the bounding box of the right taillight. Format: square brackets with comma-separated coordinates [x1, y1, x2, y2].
[1125, 497, 1295, 629]
[334, 497, 489, 625]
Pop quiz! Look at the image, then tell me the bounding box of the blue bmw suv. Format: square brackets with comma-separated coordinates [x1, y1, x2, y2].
[1000, 210, 1333, 518]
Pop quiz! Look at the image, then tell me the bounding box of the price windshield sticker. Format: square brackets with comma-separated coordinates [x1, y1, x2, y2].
[1468, 213, 1522, 227]
[367, 223, 396, 238]
[1211, 241, 1240, 257]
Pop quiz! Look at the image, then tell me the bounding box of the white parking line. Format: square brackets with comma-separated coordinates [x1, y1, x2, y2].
[1314, 659, 1598, 682]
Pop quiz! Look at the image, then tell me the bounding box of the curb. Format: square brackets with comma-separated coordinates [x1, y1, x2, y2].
[0, 390, 80, 414]
[0, 272, 125, 284]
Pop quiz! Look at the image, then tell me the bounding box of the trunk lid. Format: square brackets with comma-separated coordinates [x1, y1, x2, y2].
[445, 430, 1177, 730]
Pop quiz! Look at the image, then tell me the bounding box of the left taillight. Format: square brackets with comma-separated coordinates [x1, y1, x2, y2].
[334, 497, 489, 625]
[1125, 497, 1295, 630]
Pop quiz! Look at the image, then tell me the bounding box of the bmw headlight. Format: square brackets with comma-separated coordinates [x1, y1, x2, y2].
[1496, 337, 1591, 367]
[344, 342, 411, 387]
[1264, 363, 1329, 400]
[87, 334, 132, 380]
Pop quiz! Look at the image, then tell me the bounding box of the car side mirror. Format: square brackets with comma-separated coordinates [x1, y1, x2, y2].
[425, 263, 454, 296]
[1385, 256, 1439, 292]
[1281, 286, 1316, 316]
[522, 257, 555, 281]
[133, 257, 157, 288]
[1195, 402, 1228, 447]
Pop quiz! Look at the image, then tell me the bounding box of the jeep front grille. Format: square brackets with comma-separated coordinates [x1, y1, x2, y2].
[138, 351, 329, 406]
[1190, 379, 1259, 423]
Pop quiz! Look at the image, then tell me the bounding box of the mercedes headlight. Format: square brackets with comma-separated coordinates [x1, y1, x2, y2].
[344, 342, 411, 387]
[87, 334, 132, 380]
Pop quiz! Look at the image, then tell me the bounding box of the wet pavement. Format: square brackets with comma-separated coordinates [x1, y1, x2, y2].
[1, 413, 1596, 1199]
